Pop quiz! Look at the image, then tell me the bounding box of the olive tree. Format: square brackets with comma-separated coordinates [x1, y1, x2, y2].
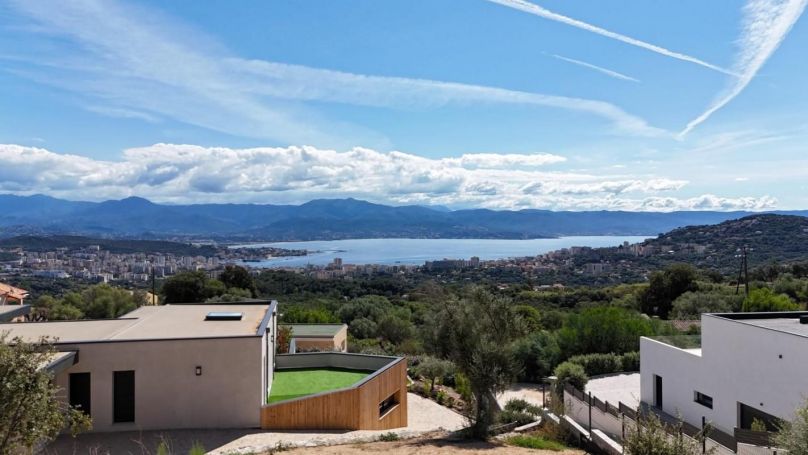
[0, 334, 90, 453]
[774, 398, 808, 454]
[430, 287, 526, 439]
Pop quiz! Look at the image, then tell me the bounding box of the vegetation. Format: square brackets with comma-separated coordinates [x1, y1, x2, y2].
[774, 398, 808, 454]
[34, 284, 145, 320]
[553, 362, 588, 396]
[0, 335, 91, 454]
[498, 398, 542, 426]
[565, 352, 639, 376]
[413, 356, 455, 394]
[623, 411, 709, 455]
[742, 287, 800, 312]
[504, 434, 568, 451]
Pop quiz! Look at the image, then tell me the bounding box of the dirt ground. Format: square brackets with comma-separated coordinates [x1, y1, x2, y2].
[284, 434, 586, 455]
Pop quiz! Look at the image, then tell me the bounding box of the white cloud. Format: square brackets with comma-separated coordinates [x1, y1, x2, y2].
[0, 143, 774, 212]
[2, 0, 665, 146]
[486, 0, 732, 75]
[549, 54, 639, 82]
[680, 0, 807, 136]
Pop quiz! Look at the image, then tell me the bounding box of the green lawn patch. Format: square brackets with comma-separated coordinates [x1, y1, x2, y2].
[267, 368, 372, 403]
[504, 434, 568, 451]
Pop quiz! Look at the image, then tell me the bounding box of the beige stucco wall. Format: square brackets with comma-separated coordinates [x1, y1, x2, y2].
[54, 336, 265, 432]
[293, 325, 348, 352]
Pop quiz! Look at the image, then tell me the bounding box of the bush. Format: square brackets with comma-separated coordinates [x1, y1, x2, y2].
[558, 306, 653, 357]
[513, 331, 561, 382]
[505, 434, 567, 451]
[564, 351, 640, 376]
[553, 362, 588, 396]
[670, 291, 736, 319]
[378, 432, 400, 442]
[621, 351, 640, 372]
[498, 398, 542, 425]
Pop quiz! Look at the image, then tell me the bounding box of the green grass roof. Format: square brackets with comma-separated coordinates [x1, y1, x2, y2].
[268, 368, 371, 403]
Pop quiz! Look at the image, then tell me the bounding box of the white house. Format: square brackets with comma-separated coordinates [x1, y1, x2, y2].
[641, 311, 808, 435]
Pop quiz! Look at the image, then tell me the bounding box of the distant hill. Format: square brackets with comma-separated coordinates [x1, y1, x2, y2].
[1, 194, 806, 241]
[0, 235, 217, 256]
[641, 214, 808, 269]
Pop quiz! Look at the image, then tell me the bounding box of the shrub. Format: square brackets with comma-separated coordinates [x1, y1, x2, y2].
[553, 361, 588, 396]
[505, 434, 567, 451]
[378, 432, 400, 442]
[498, 398, 542, 426]
[558, 306, 653, 357]
[513, 331, 561, 382]
[621, 351, 640, 372]
[623, 410, 706, 454]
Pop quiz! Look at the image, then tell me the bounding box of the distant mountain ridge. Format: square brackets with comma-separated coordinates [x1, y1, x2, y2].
[1, 194, 807, 241]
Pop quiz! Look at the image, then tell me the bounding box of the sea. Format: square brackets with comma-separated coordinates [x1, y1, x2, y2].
[231, 236, 651, 268]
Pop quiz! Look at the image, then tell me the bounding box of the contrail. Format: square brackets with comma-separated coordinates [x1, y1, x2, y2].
[487, 0, 735, 76]
[550, 54, 639, 82]
[680, 0, 808, 137]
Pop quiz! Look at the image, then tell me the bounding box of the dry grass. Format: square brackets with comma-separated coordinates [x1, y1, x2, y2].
[280, 434, 586, 454]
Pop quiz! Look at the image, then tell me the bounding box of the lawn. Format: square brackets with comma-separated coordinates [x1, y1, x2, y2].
[267, 368, 372, 403]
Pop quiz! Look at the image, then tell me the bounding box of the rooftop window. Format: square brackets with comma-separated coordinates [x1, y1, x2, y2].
[205, 312, 243, 321]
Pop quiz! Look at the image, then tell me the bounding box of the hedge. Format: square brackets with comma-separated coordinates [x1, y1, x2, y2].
[565, 351, 639, 377]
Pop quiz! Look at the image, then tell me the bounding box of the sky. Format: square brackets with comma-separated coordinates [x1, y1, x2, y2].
[0, 0, 807, 211]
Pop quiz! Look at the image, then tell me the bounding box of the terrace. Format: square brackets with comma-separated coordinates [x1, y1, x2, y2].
[268, 368, 371, 403]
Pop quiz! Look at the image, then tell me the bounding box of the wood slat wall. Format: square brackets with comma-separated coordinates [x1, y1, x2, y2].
[260, 358, 407, 430]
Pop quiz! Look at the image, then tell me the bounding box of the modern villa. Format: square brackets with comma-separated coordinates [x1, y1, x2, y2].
[640, 311, 808, 436]
[0, 300, 407, 433]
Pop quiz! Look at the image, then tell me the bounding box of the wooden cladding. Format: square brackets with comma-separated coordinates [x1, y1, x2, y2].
[261, 358, 407, 430]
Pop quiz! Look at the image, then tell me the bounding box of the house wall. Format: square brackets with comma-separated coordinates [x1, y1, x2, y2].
[291, 326, 348, 352]
[55, 336, 264, 432]
[261, 357, 407, 430]
[641, 315, 808, 434]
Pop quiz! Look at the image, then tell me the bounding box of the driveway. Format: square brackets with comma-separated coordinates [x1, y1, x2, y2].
[585, 373, 641, 410]
[46, 393, 466, 455]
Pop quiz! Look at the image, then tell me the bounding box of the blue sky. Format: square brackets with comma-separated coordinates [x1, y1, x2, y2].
[0, 0, 806, 210]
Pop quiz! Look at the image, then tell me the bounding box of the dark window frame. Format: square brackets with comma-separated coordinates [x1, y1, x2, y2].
[113, 370, 135, 423]
[379, 390, 400, 418]
[694, 391, 713, 409]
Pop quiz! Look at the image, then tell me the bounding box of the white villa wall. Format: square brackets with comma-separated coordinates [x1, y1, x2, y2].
[641, 314, 808, 434]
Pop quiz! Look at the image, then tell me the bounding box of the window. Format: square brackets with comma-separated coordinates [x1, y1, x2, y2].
[653, 375, 663, 408]
[113, 370, 135, 423]
[379, 390, 400, 418]
[69, 372, 91, 417]
[205, 312, 243, 321]
[695, 391, 713, 409]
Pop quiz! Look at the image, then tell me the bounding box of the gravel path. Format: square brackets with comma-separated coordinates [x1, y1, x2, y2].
[46, 393, 466, 455]
[497, 383, 549, 409]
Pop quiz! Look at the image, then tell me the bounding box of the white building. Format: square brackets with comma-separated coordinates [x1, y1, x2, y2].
[641, 311, 808, 435]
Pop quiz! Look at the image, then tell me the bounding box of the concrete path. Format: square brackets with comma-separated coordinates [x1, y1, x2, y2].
[497, 383, 548, 409]
[46, 393, 466, 455]
[585, 373, 640, 410]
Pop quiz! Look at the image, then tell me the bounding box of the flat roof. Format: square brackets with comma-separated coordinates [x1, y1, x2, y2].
[283, 323, 346, 338]
[710, 311, 808, 338]
[0, 304, 30, 322]
[0, 302, 276, 344]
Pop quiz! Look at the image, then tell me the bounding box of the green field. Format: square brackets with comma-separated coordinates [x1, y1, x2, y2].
[267, 368, 371, 403]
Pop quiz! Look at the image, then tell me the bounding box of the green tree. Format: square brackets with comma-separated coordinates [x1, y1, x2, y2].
[348, 317, 378, 339]
[670, 291, 736, 319]
[219, 265, 256, 296]
[774, 398, 808, 454]
[414, 356, 455, 394]
[276, 325, 293, 354]
[742, 288, 800, 312]
[375, 314, 415, 345]
[0, 334, 91, 453]
[513, 305, 542, 331]
[639, 264, 699, 319]
[80, 284, 139, 319]
[513, 331, 561, 382]
[161, 271, 208, 303]
[558, 306, 653, 358]
[431, 287, 526, 439]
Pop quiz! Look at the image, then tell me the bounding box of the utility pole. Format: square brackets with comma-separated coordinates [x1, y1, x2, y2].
[151, 264, 156, 305]
[735, 246, 750, 296]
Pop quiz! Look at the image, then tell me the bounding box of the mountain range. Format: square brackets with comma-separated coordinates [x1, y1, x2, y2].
[1, 194, 807, 241]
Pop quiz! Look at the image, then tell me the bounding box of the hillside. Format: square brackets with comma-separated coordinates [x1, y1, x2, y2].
[0, 235, 218, 256]
[1, 194, 807, 240]
[640, 214, 808, 270]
